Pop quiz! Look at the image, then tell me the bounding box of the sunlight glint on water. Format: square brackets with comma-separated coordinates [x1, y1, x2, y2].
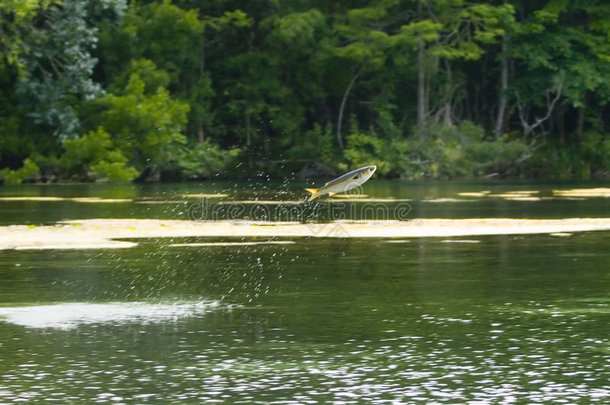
[0, 181, 609, 403]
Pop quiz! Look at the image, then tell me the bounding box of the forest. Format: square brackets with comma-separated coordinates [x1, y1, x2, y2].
[0, 0, 609, 184]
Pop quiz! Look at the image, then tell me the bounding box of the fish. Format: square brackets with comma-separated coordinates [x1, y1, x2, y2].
[304, 165, 377, 202]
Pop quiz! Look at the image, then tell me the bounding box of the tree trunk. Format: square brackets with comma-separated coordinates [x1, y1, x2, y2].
[199, 28, 205, 76]
[417, 0, 427, 136]
[494, 32, 509, 140]
[198, 27, 206, 144]
[444, 60, 453, 126]
[557, 104, 565, 146]
[576, 106, 584, 146]
[336, 65, 362, 150]
[245, 108, 253, 170]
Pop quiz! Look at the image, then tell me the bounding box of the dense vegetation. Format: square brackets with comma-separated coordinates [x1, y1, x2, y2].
[1, 0, 609, 184]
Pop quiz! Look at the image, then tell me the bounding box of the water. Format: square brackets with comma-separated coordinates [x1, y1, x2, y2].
[0, 181, 609, 403]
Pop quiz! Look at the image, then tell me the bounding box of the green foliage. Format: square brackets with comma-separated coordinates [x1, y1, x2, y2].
[345, 122, 530, 179]
[288, 124, 335, 166]
[467, 135, 531, 176]
[581, 132, 610, 175]
[267, 9, 325, 46]
[343, 133, 393, 175]
[118, 0, 202, 82]
[109, 58, 170, 95]
[396, 20, 442, 45]
[0, 1, 53, 20]
[174, 141, 240, 179]
[528, 132, 610, 180]
[1, 0, 610, 183]
[15, 0, 125, 138]
[333, 2, 395, 66]
[206, 10, 253, 30]
[0, 158, 39, 185]
[0, 0, 58, 68]
[59, 127, 137, 181]
[425, 2, 514, 61]
[347, 0, 398, 23]
[426, 123, 529, 178]
[0, 117, 25, 164]
[95, 59, 189, 168]
[512, 0, 610, 111]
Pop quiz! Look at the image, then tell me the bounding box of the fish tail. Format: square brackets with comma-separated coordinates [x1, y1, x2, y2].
[304, 188, 319, 202]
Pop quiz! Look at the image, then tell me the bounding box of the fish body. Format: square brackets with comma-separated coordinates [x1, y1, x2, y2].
[305, 165, 377, 202]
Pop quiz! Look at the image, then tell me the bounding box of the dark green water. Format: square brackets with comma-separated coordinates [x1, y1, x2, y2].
[0, 182, 609, 403]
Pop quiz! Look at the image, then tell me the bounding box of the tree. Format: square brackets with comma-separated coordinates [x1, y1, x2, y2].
[0, 0, 57, 69]
[0, 0, 125, 170]
[405, 1, 514, 131]
[94, 59, 190, 170]
[14, 0, 126, 139]
[99, 0, 206, 142]
[331, 0, 399, 149]
[511, 0, 610, 143]
[1, 0, 609, 181]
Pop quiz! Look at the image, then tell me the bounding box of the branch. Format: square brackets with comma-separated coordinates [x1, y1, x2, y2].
[516, 72, 564, 137]
[533, 77, 563, 128]
[336, 64, 364, 150]
[516, 93, 532, 135]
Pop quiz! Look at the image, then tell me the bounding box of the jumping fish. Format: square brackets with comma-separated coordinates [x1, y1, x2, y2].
[304, 165, 377, 202]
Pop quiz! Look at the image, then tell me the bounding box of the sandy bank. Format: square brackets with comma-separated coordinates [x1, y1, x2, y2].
[553, 188, 610, 197]
[1, 218, 610, 250]
[0, 197, 131, 203]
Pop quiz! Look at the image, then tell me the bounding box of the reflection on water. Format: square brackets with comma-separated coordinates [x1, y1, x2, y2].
[0, 182, 609, 403]
[1, 181, 610, 225]
[0, 301, 218, 329]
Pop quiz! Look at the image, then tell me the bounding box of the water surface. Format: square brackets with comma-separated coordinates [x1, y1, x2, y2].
[0, 181, 609, 403]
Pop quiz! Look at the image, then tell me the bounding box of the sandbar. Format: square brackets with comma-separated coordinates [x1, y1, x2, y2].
[553, 188, 610, 197]
[169, 241, 296, 247]
[182, 193, 229, 198]
[0, 196, 131, 203]
[1, 218, 610, 250]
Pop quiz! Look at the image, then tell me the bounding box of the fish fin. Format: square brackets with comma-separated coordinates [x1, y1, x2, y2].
[328, 192, 336, 197]
[304, 188, 319, 202]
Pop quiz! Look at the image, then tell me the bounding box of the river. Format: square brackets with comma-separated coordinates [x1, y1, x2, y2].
[0, 181, 609, 403]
